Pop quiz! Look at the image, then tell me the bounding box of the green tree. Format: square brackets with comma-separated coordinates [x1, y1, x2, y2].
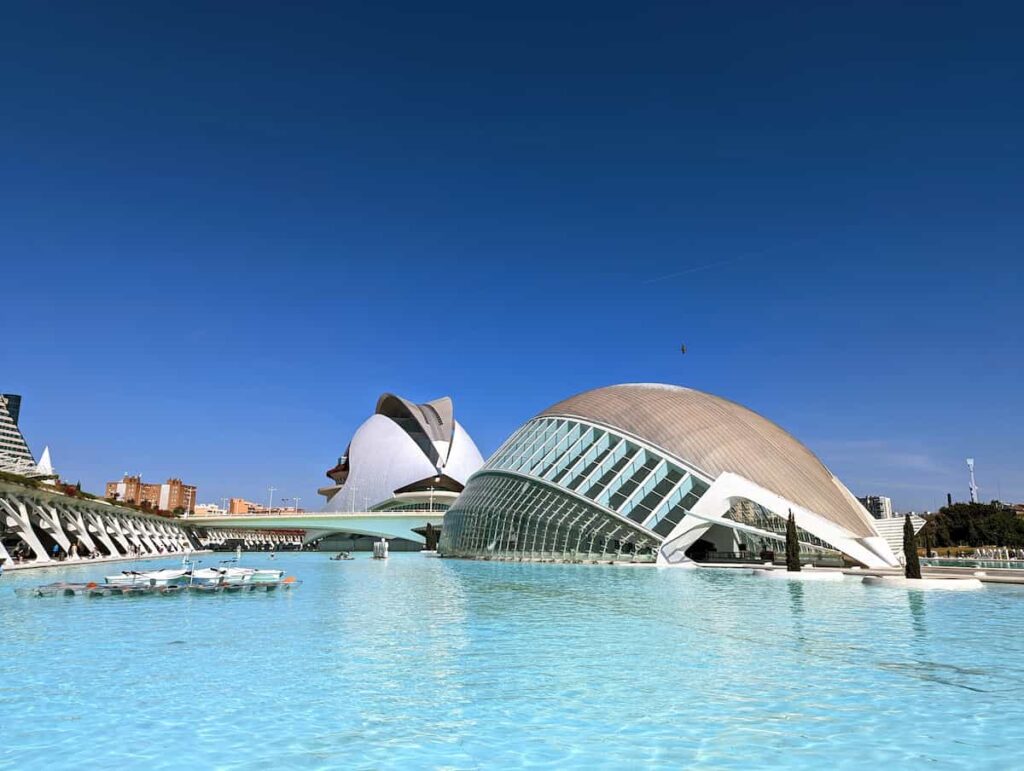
[904, 514, 922, 579]
[785, 510, 801, 572]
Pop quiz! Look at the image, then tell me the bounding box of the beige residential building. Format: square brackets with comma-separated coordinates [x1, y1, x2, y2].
[105, 475, 196, 514]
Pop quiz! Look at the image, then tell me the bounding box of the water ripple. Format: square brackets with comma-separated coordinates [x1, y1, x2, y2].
[2, 555, 1024, 769]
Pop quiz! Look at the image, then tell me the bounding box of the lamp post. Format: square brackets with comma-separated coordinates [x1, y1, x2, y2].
[429, 476, 440, 512]
[267, 486, 277, 514]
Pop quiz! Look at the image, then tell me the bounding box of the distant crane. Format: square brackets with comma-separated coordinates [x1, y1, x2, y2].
[966, 458, 979, 504]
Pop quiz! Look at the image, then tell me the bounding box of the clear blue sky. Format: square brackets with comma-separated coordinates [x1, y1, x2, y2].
[2, 2, 1021, 512]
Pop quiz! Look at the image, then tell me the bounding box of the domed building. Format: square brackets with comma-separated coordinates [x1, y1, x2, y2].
[439, 384, 899, 568]
[320, 392, 485, 515]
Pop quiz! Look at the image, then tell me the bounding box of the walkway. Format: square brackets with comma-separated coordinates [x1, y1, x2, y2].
[3, 550, 212, 572]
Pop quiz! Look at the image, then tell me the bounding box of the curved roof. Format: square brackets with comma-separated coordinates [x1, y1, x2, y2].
[376, 394, 454, 444]
[539, 383, 876, 537]
[322, 392, 484, 512]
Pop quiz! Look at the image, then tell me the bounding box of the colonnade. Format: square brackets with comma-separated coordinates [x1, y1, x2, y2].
[0, 484, 198, 567]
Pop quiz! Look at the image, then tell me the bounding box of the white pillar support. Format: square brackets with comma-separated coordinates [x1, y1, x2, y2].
[124, 518, 155, 554]
[83, 510, 121, 556]
[31, 503, 73, 555]
[58, 505, 99, 556]
[106, 517, 133, 554]
[1, 497, 51, 563]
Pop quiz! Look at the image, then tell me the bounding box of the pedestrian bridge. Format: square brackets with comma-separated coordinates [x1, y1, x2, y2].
[187, 511, 445, 545]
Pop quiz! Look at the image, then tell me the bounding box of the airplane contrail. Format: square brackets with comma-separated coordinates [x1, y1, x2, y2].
[641, 254, 750, 283]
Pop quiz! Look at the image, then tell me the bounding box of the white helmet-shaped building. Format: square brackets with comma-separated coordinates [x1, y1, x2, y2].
[320, 393, 484, 514]
[440, 383, 899, 568]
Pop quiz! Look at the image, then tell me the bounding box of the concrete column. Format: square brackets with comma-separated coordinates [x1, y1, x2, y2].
[106, 516, 133, 554]
[155, 523, 173, 552]
[151, 521, 171, 552]
[139, 520, 161, 553]
[124, 518, 157, 554]
[83, 510, 120, 556]
[58, 504, 99, 556]
[0, 497, 50, 562]
[166, 523, 184, 552]
[32, 503, 73, 555]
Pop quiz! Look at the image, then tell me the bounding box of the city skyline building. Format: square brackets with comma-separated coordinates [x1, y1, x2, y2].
[0, 394, 36, 475]
[229, 497, 262, 515]
[440, 383, 899, 568]
[224, 495, 303, 514]
[857, 495, 895, 519]
[193, 503, 227, 517]
[105, 474, 197, 514]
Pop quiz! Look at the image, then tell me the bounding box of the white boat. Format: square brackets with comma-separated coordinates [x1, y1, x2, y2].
[220, 567, 256, 583]
[188, 568, 230, 585]
[139, 568, 188, 586]
[221, 567, 284, 583]
[187, 567, 280, 586]
[104, 571, 149, 586]
[249, 569, 284, 583]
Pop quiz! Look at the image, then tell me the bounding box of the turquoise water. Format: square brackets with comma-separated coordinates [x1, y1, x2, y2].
[3, 553, 1024, 769]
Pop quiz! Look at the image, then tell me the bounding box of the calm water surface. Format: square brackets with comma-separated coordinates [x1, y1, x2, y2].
[2, 553, 1024, 769]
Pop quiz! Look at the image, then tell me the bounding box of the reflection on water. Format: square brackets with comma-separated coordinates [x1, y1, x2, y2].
[908, 589, 927, 639]
[787, 580, 807, 649]
[2, 554, 1024, 768]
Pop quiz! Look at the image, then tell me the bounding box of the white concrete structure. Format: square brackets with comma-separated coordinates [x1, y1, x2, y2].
[190, 510, 445, 546]
[871, 515, 926, 560]
[441, 383, 900, 569]
[320, 392, 484, 514]
[1, 481, 197, 568]
[35, 446, 54, 477]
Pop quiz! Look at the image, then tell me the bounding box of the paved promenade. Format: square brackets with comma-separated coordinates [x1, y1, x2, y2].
[3, 550, 212, 572]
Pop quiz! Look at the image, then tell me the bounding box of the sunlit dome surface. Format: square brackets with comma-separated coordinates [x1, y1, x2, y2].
[540, 383, 875, 537]
[441, 382, 895, 568]
[320, 392, 484, 513]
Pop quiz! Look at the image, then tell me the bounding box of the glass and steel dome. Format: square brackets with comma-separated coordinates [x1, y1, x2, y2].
[440, 383, 897, 568]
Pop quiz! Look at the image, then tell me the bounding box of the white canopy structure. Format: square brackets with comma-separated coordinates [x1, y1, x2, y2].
[440, 383, 899, 568]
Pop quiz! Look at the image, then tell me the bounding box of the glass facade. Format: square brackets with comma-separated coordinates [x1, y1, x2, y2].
[440, 473, 659, 561]
[440, 416, 712, 561]
[718, 498, 843, 561]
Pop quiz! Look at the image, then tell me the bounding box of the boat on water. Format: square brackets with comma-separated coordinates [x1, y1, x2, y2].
[140, 568, 189, 586]
[188, 568, 234, 585]
[222, 567, 284, 583]
[104, 571, 150, 586]
[249, 568, 285, 582]
[186, 566, 284, 585]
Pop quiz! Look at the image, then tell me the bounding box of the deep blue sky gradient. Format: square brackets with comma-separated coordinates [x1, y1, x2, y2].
[2, 2, 1022, 510]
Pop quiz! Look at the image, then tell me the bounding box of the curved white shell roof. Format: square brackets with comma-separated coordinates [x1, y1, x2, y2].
[443, 421, 485, 484]
[322, 394, 485, 513]
[540, 383, 877, 538]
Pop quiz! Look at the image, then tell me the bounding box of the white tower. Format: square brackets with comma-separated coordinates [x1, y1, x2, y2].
[966, 458, 979, 504]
